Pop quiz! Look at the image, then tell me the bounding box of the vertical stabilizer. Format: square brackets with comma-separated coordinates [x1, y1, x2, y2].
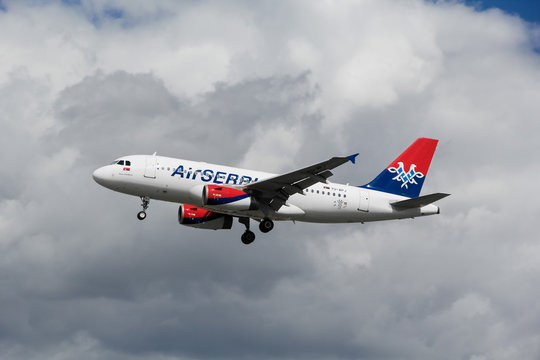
[361, 138, 438, 198]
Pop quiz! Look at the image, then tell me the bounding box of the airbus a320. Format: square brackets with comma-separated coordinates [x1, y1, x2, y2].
[93, 138, 449, 244]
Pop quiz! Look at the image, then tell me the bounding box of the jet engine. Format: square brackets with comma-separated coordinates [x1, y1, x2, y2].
[178, 204, 233, 230]
[189, 184, 258, 211]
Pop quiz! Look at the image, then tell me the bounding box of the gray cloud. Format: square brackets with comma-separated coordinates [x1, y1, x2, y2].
[1, 0, 540, 359]
[52, 70, 324, 169]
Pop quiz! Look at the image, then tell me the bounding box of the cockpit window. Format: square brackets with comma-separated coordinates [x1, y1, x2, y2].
[117, 160, 125, 165]
[125, 160, 131, 166]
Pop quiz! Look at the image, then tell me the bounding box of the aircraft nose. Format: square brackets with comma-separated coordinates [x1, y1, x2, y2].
[92, 166, 110, 186]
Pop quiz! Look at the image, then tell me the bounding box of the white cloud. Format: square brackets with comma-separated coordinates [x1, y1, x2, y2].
[239, 123, 303, 171]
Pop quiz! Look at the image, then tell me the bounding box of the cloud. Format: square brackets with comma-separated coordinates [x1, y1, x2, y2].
[1, 0, 540, 359]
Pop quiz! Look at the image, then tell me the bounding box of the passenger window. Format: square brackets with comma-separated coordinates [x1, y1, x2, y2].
[316, 190, 319, 194]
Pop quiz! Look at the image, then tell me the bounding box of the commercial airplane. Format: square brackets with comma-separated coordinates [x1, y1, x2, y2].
[93, 138, 449, 244]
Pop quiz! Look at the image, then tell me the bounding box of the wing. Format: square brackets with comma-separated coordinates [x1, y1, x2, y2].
[244, 153, 359, 211]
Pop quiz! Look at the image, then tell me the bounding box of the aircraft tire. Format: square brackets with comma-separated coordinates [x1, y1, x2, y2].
[137, 211, 147, 220]
[241, 230, 256, 245]
[259, 219, 274, 233]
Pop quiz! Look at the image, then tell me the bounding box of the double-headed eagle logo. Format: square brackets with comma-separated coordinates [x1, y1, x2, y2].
[388, 162, 424, 189]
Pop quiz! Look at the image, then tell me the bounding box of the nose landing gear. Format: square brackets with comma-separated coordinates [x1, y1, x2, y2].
[137, 196, 150, 220]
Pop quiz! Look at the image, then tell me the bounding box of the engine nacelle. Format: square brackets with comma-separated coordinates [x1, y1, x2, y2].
[178, 204, 233, 230]
[190, 184, 257, 211]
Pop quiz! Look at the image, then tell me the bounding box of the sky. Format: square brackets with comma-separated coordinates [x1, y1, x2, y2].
[465, 0, 540, 24]
[0, 0, 539, 359]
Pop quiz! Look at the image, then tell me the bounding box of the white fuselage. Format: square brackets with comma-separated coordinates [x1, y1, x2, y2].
[93, 155, 440, 223]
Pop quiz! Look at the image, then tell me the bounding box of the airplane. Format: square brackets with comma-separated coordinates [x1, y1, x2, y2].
[92, 137, 449, 244]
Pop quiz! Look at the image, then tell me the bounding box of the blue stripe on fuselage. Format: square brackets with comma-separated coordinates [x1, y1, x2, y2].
[206, 193, 249, 205]
[171, 165, 258, 185]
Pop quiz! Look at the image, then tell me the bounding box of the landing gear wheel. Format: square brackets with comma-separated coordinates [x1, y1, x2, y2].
[241, 230, 256, 245]
[239, 217, 255, 244]
[137, 196, 150, 220]
[259, 219, 274, 233]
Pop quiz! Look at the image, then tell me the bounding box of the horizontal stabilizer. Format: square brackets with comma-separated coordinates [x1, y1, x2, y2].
[391, 193, 450, 209]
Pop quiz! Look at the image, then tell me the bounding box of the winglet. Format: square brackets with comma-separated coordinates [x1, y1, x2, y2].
[347, 153, 359, 164]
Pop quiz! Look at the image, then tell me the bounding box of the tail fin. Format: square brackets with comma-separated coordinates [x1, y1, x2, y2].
[361, 138, 438, 198]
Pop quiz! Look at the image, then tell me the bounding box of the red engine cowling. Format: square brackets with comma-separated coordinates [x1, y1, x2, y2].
[188, 185, 258, 211]
[191, 185, 256, 211]
[178, 204, 233, 230]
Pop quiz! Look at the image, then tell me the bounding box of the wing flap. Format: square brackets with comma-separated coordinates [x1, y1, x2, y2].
[245, 154, 357, 211]
[292, 172, 332, 191]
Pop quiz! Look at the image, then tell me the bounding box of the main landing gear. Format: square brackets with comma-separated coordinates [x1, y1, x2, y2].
[259, 218, 274, 233]
[239, 217, 255, 245]
[239, 217, 274, 245]
[137, 196, 150, 220]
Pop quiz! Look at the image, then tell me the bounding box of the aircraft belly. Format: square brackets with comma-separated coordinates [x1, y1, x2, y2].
[288, 195, 362, 223]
